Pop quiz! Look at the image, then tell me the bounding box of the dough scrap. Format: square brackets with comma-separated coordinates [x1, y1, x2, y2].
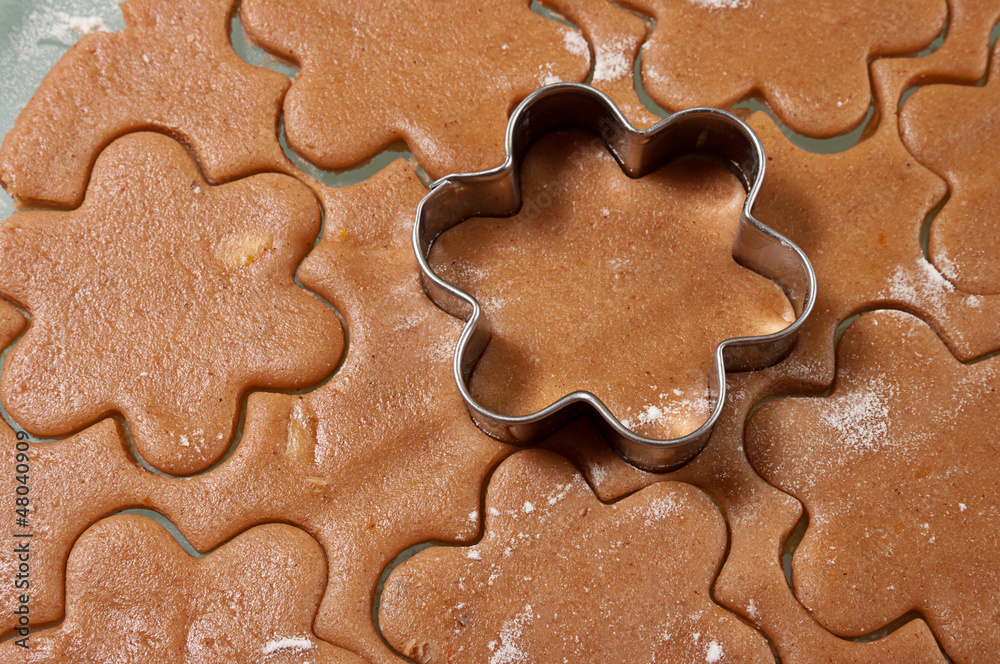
[380, 449, 774, 664]
[0, 132, 343, 476]
[541, 0, 661, 127]
[0, 0, 291, 209]
[430, 130, 794, 440]
[901, 40, 1000, 295]
[743, 61, 1000, 387]
[240, 0, 590, 178]
[746, 310, 1000, 664]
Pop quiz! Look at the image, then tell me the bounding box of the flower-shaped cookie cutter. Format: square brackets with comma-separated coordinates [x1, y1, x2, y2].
[414, 83, 816, 473]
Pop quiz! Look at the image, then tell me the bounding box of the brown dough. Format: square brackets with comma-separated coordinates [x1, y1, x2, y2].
[541, 0, 661, 127]
[622, 0, 946, 137]
[536, 60, 982, 663]
[0, 162, 508, 664]
[901, 40, 1000, 295]
[743, 58, 1000, 386]
[380, 450, 774, 663]
[0, 132, 343, 476]
[0, 416, 129, 637]
[0, 0, 291, 210]
[239, 0, 590, 178]
[746, 310, 1000, 664]
[876, 0, 1000, 88]
[539, 376, 948, 664]
[0, 2, 995, 661]
[430, 130, 794, 440]
[0, 300, 24, 348]
[0, 514, 367, 663]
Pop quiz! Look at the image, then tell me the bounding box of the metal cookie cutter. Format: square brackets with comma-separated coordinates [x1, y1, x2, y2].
[413, 83, 816, 473]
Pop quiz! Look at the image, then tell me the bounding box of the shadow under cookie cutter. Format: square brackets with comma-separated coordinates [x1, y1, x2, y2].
[413, 82, 816, 473]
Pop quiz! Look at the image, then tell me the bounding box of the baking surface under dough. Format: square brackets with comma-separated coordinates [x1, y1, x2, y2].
[0, 132, 343, 476]
[0, 0, 291, 209]
[431, 130, 794, 440]
[240, 0, 590, 178]
[746, 310, 1000, 664]
[380, 450, 774, 664]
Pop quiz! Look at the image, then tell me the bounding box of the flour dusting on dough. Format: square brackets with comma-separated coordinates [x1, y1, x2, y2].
[562, 29, 589, 59]
[819, 378, 894, 453]
[689, 0, 749, 8]
[488, 604, 533, 664]
[262, 635, 315, 655]
[593, 39, 633, 82]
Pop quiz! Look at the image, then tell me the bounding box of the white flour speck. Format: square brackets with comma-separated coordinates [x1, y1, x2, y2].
[689, 0, 749, 8]
[643, 493, 680, 526]
[50, 12, 108, 38]
[522, 501, 535, 514]
[706, 640, 724, 662]
[262, 636, 314, 656]
[547, 483, 572, 506]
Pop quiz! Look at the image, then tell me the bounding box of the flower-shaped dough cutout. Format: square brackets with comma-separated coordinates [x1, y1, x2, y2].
[901, 40, 1000, 295]
[0, 0, 292, 210]
[621, 0, 945, 137]
[181, 163, 509, 664]
[0, 514, 366, 663]
[240, 0, 590, 178]
[0, 161, 509, 664]
[0, 132, 343, 475]
[430, 129, 794, 441]
[746, 310, 1000, 664]
[379, 450, 773, 663]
